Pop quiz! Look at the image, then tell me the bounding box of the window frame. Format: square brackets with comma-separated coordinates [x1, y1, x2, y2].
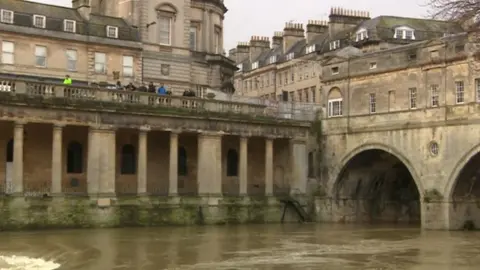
[328, 98, 343, 117]
[122, 55, 134, 77]
[455, 81, 464, 104]
[66, 49, 77, 71]
[409, 87, 417, 109]
[355, 28, 368, 41]
[33, 14, 46, 28]
[63, 19, 76, 33]
[94, 52, 107, 74]
[34, 45, 47, 68]
[251, 61, 259, 70]
[329, 40, 340, 50]
[106, 25, 119, 38]
[1, 41, 14, 65]
[430, 84, 439, 107]
[269, 55, 277, 64]
[331, 66, 339, 75]
[369, 93, 376, 113]
[158, 16, 172, 46]
[0, 9, 14, 24]
[189, 26, 197, 51]
[285, 52, 294, 61]
[393, 26, 416, 40]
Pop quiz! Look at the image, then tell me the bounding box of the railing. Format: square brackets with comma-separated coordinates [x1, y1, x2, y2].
[0, 78, 317, 121]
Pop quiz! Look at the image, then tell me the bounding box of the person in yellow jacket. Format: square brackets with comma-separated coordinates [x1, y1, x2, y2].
[63, 75, 72, 85]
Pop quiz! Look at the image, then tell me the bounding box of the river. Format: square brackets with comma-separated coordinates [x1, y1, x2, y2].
[0, 224, 479, 269]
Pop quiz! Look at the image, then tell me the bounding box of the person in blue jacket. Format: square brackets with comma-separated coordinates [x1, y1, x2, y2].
[157, 84, 167, 95]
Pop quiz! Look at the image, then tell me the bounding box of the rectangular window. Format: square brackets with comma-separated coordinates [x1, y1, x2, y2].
[66, 49, 77, 71]
[455, 81, 464, 104]
[64, 19, 76, 33]
[329, 40, 340, 50]
[298, 90, 303, 102]
[94, 52, 106, 74]
[331, 67, 339, 74]
[395, 29, 403, 38]
[311, 86, 316, 103]
[35, 45, 47, 67]
[291, 70, 294, 82]
[251, 62, 258, 69]
[409, 87, 417, 109]
[328, 99, 343, 117]
[304, 89, 309, 102]
[189, 26, 197, 50]
[214, 30, 220, 54]
[159, 17, 171, 45]
[405, 30, 413, 39]
[33, 15, 46, 28]
[369, 62, 377, 69]
[106, 26, 118, 38]
[430, 84, 439, 107]
[1, 41, 14, 64]
[476, 79, 480, 102]
[0, 9, 14, 24]
[123, 56, 133, 77]
[369, 93, 376, 113]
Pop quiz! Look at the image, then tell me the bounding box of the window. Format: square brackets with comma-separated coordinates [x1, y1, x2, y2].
[311, 86, 316, 103]
[0, 9, 14, 24]
[33, 15, 46, 28]
[369, 93, 376, 113]
[291, 70, 294, 82]
[64, 19, 76, 33]
[328, 99, 343, 117]
[251, 61, 259, 70]
[214, 29, 220, 54]
[94, 52, 106, 73]
[476, 79, 480, 102]
[6, 139, 13, 163]
[394, 26, 416, 40]
[120, 144, 136, 175]
[123, 56, 133, 77]
[158, 16, 172, 45]
[329, 40, 340, 50]
[455, 81, 464, 104]
[178, 146, 187, 176]
[308, 152, 314, 177]
[286, 52, 294, 60]
[2, 41, 14, 64]
[226, 149, 238, 176]
[35, 45, 47, 67]
[331, 67, 339, 74]
[106, 26, 118, 38]
[189, 26, 197, 50]
[67, 141, 83, 174]
[431, 84, 439, 107]
[66, 49, 77, 71]
[236, 64, 242, 71]
[409, 88, 417, 109]
[269, 55, 277, 64]
[306, 45, 316, 54]
[369, 62, 377, 69]
[356, 29, 368, 41]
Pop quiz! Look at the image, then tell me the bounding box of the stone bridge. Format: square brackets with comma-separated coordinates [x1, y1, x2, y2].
[319, 104, 480, 230]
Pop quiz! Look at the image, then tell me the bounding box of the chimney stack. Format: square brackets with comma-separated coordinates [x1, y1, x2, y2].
[72, 0, 92, 20]
[235, 42, 250, 64]
[306, 20, 328, 43]
[283, 22, 304, 54]
[328, 7, 370, 36]
[249, 36, 270, 62]
[272, 31, 283, 49]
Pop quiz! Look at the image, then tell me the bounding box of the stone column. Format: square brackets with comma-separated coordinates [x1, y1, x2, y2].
[290, 138, 308, 195]
[239, 136, 248, 195]
[203, 9, 210, 52]
[51, 124, 64, 195]
[197, 131, 223, 195]
[168, 130, 179, 195]
[12, 121, 24, 194]
[87, 126, 116, 196]
[137, 127, 149, 195]
[265, 137, 274, 196]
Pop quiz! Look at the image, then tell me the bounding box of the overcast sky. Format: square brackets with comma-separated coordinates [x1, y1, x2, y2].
[32, 0, 431, 50]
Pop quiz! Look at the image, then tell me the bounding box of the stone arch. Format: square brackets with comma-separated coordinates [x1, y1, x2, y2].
[330, 143, 423, 224]
[327, 87, 343, 117]
[445, 143, 480, 199]
[327, 87, 343, 99]
[155, 2, 178, 14]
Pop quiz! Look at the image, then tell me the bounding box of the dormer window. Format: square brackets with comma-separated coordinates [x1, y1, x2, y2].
[236, 64, 243, 71]
[329, 40, 340, 50]
[106, 25, 118, 38]
[33, 15, 46, 28]
[64, 19, 76, 33]
[306, 45, 316, 54]
[269, 55, 277, 64]
[285, 52, 294, 61]
[393, 26, 415, 40]
[331, 66, 339, 74]
[251, 61, 259, 70]
[0, 9, 13, 24]
[355, 28, 368, 41]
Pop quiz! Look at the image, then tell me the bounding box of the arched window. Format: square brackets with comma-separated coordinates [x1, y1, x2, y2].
[67, 141, 83, 173]
[308, 151, 314, 177]
[178, 146, 187, 176]
[226, 149, 238, 176]
[327, 87, 343, 117]
[6, 139, 13, 162]
[156, 3, 178, 46]
[121, 144, 136, 175]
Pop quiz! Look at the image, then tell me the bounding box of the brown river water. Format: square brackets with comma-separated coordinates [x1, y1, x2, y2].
[0, 224, 479, 269]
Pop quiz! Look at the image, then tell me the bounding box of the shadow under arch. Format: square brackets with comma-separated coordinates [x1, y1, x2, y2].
[445, 143, 480, 199]
[329, 143, 424, 196]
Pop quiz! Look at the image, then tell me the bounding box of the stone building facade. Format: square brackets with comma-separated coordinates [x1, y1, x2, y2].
[0, 0, 142, 86]
[93, 0, 237, 95]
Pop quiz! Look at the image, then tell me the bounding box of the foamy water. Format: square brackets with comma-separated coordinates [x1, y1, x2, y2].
[0, 255, 60, 270]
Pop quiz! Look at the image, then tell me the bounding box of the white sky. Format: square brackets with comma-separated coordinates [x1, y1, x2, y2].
[31, 0, 431, 50]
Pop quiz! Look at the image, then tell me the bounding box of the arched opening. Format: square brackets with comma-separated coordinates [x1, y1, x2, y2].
[451, 152, 480, 199]
[67, 141, 83, 173]
[5, 139, 13, 194]
[226, 149, 238, 176]
[335, 149, 420, 225]
[6, 139, 13, 162]
[121, 144, 136, 175]
[178, 146, 187, 176]
[327, 87, 343, 117]
[308, 151, 314, 177]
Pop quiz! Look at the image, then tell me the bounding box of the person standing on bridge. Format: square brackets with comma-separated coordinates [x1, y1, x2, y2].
[63, 75, 72, 85]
